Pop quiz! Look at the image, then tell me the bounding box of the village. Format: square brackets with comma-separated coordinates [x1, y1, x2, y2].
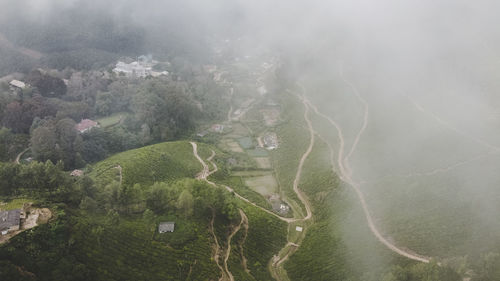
[194, 47, 293, 217]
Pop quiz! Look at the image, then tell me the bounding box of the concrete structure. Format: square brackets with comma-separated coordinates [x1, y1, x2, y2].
[0, 209, 21, 235]
[9, 80, 26, 89]
[113, 61, 152, 78]
[159, 222, 175, 233]
[75, 119, 99, 133]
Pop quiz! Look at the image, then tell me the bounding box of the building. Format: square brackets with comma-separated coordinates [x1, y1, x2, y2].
[211, 124, 224, 133]
[159, 222, 175, 233]
[75, 119, 99, 134]
[113, 61, 153, 78]
[295, 226, 303, 232]
[0, 209, 21, 235]
[9, 80, 26, 89]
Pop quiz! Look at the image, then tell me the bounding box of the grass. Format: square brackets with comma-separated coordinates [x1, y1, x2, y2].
[89, 141, 201, 187]
[244, 174, 278, 197]
[96, 112, 127, 128]
[0, 198, 33, 211]
[246, 148, 269, 157]
[238, 137, 254, 149]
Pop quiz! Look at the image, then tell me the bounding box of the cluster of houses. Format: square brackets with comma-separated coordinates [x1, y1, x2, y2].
[113, 55, 168, 78]
[263, 132, 278, 150]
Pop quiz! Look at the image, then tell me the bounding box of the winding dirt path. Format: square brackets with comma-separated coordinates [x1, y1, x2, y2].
[268, 96, 316, 280]
[191, 94, 317, 281]
[407, 95, 500, 152]
[190, 141, 296, 223]
[239, 211, 250, 274]
[339, 63, 370, 178]
[14, 148, 29, 164]
[360, 151, 494, 185]
[305, 94, 431, 264]
[209, 208, 227, 281]
[223, 209, 248, 281]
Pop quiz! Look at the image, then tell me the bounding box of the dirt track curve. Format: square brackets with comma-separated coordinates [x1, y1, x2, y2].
[304, 87, 431, 263]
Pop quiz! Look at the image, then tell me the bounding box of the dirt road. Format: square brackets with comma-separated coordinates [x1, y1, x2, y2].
[305, 94, 431, 264]
[223, 209, 248, 281]
[14, 148, 29, 164]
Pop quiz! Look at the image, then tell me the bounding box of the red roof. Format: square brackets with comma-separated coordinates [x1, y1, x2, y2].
[75, 119, 98, 132]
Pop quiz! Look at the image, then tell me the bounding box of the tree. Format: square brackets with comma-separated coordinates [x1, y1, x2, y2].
[177, 189, 194, 218]
[106, 209, 120, 226]
[146, 182, 169, 213]
[31, 125, 59, 163]
[143, 209, 156, 237]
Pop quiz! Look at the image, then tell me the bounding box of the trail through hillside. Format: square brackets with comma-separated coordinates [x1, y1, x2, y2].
[15, 148, 29, 164]
[339, 63, 369, 178]
[209, 208, 228, 281]
[407, 95, 500, 152]
[223, 209, 248, 281]
[190, 141, 296, 223]
[269, 96, 316, 281]
[305, 91, 431, 263]
[191, 93, 317, 281]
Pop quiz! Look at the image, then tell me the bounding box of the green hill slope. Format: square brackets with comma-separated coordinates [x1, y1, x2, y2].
[90, 141, 201, 187]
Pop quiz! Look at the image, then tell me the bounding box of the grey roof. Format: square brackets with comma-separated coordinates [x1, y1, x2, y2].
[0, 209, 21, 231]
[158, 222, 175, 233]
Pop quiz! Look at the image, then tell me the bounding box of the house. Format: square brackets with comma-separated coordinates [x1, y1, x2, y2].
[9, 79, 26, 90]
[295, 226, 303, 232]
[70, 169, 84, 177]
[159, 222, 175, 233]
[0, 209, 21, 235]
[75, 119, 99, 134]
[113, 61, 152, 78]
[211, 124, 224, 133]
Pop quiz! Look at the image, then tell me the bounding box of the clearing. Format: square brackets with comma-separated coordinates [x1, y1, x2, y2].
[244, 174, 278, 197]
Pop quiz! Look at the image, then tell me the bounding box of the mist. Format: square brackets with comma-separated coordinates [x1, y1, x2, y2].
[2, 0, 500, 278]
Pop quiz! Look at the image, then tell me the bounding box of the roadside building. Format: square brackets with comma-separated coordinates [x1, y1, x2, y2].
[159, 222, 175, 233]
[0, 209, 21, 235]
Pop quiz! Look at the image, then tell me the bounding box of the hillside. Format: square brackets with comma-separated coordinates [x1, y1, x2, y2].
[90, 141, 202, 187]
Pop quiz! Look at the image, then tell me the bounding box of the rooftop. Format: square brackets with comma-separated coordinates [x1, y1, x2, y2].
[159, 222, 175, 233]
[9, 80, 26, 89]
[75, 119, 98, 133]
[0, 209, 21, 231]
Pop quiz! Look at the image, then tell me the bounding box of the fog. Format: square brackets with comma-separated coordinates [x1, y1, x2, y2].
[3, 0, 500, 276]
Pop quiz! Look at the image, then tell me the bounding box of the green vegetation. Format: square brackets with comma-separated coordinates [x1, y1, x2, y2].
[0, 198, 33, 211]
[271, 94, 309, 217]
[96, 112, 127, 128]
[244, 174, 278, 197]
[90, 141, 200, 187]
